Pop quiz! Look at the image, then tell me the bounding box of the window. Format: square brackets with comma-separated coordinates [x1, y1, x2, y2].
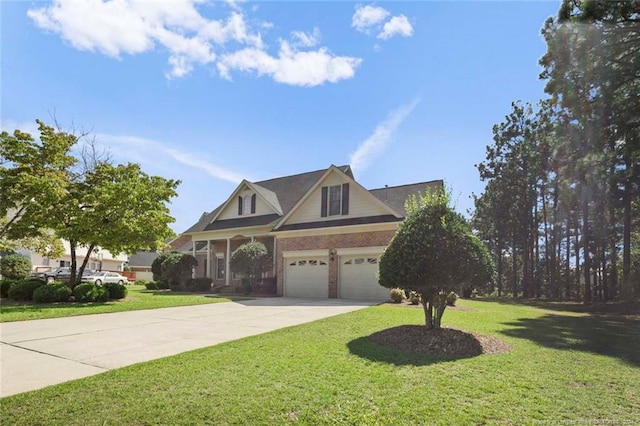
[238, 193, 257, 216]
[321, 183, 349, 217]
[216, 258, 225, 279]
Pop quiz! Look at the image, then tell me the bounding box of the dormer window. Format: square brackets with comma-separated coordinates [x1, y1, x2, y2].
[238, 194, 256, 216]
[321, 183, 349, 217]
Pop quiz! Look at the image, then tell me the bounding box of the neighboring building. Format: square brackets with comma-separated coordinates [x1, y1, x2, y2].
[126, 250, 160, 281]
[21, 240, 127, 273]
[179, 164, 443, 300]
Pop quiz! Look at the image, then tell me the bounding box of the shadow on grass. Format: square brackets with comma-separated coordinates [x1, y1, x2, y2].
[499, 311, 640, 367]
[347, 332, 481, 367]
[0, 300, 113, 314]
[485, 297, 640, 316]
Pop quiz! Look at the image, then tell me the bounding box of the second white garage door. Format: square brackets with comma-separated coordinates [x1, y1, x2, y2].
[339, 255, 389, 300]
[284, 257, 329, 298]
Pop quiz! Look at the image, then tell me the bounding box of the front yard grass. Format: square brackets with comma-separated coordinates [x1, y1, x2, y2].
[1, 299, 638, 425]
[0, 285, 232, 322]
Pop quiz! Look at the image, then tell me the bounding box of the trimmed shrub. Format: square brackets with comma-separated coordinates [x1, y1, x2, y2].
[157, 280, 170, 290]
[446, 291, 458, 306]
[145, 281, 159, 290]
[73, 283, 108, 303]
[187, 277, 212, 292]
[1, 254, 32, 280]
[33, 283, 72, 303]
[8, 278, 45, 301]
[1, 279, 18, 298]
[94, 285, 109, 302]
[134, 279, 149, 286]
[389, 288, 405, 303]
[104, 282, 127, 299]
[408, 291, 421, 305]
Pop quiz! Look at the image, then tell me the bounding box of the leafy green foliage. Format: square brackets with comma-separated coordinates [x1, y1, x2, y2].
[104, 282, 127, 299]
[0, 120, 76, 253]
[187, 277, 212, 292]
[145, 282, 159, 290]
[32, 283, 72, 303]
[0, 253, 32, 280]
[73, 283, 108, 303]
[158, 252, 197, 291]
[2, 120, 180, 287]
[230, 242, 272, 292]
[0, 279, 17, 298]
[380, 190, 494, 328]
[408, 291, 421, 305]
[151, 253, 170, 282]
[7, 278, 45, 301]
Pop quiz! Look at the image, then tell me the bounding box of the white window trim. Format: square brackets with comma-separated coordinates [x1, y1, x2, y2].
[335, 246, 387, 256]
[328, 184, 342, 216]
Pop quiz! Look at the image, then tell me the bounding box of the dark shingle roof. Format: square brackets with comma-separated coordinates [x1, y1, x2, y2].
[127, 251, 159, 267]
[369, 180, 444, 216]
[182, 165, 351, 234]
[276, 215, 399, 232]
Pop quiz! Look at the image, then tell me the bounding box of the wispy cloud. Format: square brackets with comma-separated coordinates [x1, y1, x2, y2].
[98, 133, 247, 184]
[349, 98, 420, 173]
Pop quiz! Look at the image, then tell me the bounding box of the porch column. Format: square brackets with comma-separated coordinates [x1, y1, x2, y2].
[206, 240, 211, 278]
[192, 240, 196, 278]
[273, 238, 277, 277]
[225, 238, 231, 286]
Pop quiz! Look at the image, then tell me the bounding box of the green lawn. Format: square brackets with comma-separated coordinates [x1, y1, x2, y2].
[1, 299, 638, 425]
[0, 285, 232, 322]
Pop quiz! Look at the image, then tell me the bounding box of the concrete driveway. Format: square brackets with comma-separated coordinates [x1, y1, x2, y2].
[0, 297, 377, 397]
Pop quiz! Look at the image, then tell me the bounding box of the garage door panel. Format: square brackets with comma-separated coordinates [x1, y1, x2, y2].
[285, 257, 328, 298]
[339, 255, 389, 300]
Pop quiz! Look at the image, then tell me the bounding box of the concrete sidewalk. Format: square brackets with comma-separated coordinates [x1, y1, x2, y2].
[0, 298, 376, 397]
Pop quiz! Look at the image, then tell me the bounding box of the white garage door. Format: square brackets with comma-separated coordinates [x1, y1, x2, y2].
[339, 255, 389, 300]
[284, 257, 329, 298]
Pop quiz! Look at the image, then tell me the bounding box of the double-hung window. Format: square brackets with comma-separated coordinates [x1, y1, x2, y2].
[321, 183, 350, 217]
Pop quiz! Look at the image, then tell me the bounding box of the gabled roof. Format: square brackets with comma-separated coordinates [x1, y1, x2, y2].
[369, 180, 444, 216]
[181, 166, 442, 235]
[183, 165, 351, 234]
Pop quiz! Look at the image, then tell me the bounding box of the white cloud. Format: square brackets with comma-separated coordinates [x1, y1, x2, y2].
[27, 0, 360, 86]
[352, 5, 389, 32]
[98, 133, 246, 183]
[352, 4, 413, 41]
[291, 27, 321, 48]
[349, 98, 420, 173]
[378, 15, 413, 40]
[217, 41, 362, 87]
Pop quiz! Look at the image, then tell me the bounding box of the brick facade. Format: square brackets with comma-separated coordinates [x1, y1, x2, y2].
[276, 229, 396, 297]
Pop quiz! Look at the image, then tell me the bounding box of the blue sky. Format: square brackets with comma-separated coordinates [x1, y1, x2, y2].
[2, 1, 559, 233]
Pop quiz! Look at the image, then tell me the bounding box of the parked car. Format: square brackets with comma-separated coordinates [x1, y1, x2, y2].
[83, 271, 129, 285]
[32, 267, 96, 283]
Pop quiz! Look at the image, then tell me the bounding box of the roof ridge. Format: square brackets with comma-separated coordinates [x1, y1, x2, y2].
[369, 179, 444, 192]
[254, 164, 350, 185]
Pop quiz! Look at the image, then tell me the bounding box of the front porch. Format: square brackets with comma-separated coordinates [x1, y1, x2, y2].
[190, 235, 276, 291]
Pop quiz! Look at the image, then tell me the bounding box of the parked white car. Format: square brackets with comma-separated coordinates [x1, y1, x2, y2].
[83, 272, 129, 285]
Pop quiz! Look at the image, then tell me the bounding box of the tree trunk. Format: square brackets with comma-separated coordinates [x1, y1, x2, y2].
[70, 240, 78, 288]
[497, 237, 503, 297]
[582, 198, 592, 303]
[423, 299, 434, 329]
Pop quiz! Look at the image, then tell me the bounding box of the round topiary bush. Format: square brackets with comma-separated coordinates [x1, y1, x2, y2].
[73, 283, 97, 303]
[94, 285, 109, 302]
[33, 283, 72, 303]
[1, 254, 32, 280]
[8, 279, 46, 301]
[104, 282, 127, 299]
[145, 281, 159, 290]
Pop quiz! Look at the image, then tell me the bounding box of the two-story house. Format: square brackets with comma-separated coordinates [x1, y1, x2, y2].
[178, 164, 442, 300]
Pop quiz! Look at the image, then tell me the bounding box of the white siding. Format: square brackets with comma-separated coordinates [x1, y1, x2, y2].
[285, 173, 391, 225]
[217, 188, 275, 220]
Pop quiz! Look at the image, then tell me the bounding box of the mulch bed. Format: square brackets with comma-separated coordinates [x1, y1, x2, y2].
[369, 325, 512, 357]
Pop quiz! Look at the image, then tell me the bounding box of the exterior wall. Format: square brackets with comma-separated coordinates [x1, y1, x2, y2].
[24, 246, 126, 272]
[276, 229, 396, 298]
[286, 172, 390, 226]
[217, 188, 275, 220]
